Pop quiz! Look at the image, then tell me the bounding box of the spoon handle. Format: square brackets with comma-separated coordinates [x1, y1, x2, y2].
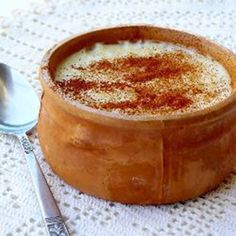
[17, 133, 70, 236]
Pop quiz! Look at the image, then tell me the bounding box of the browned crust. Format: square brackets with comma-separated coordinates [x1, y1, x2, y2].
[38, 25, 236, 204]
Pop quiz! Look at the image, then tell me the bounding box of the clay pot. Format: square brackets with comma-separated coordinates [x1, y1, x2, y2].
[38, 25, 236, 204]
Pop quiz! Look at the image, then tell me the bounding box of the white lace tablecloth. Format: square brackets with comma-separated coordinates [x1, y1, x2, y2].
[0, 0, 236, 235]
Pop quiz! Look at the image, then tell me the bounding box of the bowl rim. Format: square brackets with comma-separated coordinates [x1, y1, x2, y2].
[39, 24, 236, 128]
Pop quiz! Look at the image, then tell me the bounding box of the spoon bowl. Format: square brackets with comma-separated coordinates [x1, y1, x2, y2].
[0, 63, 39, 133]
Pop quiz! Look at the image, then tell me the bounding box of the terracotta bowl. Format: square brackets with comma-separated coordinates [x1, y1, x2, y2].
[38, 25, 236, 204]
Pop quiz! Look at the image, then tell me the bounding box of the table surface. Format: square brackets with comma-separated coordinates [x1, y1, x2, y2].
[0, 0, 44, 17]
[0, 0, 236, 235]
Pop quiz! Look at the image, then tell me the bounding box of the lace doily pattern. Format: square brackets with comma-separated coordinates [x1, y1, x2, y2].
[0, 0, 236, 235]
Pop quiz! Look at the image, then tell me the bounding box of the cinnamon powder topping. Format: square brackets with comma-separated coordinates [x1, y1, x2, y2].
[54, 41, 232, 116]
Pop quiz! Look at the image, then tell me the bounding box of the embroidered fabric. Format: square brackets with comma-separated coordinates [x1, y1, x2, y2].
[0, 1, 236, 235]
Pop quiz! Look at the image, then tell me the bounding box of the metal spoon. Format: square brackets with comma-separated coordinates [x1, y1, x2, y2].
[0, 63, 69, 236]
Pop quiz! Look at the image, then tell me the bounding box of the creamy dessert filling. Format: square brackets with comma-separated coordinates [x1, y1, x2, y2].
[54, 40, 232, 116]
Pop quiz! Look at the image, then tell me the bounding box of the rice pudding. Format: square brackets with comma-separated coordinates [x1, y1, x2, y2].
[54, 40, 232, 116]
